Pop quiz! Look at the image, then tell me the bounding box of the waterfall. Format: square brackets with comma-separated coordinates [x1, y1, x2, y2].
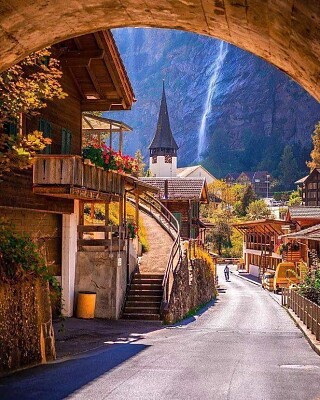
[197, 41, 228, 161]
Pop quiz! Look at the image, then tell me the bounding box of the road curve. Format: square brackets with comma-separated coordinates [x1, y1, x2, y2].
[1, 265, 320, 400]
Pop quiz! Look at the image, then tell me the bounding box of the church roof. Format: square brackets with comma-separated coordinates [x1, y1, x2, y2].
[149, 83, 179, 151]
[140, 177, 208, 202]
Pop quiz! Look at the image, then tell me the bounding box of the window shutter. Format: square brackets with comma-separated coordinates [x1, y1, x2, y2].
[61, 128, 72, 154]
[39, 118, 52, 154]
[67, 130, 72, 154]
[61, 128, 66, 154]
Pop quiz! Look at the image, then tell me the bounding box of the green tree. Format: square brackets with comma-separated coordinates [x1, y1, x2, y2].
[247, 199, 271, 220]
[307, 122, 320, 170]
[288, 190, 302, 206]
[278, 145, 299, 191]
[134, 149, 145, 177]
[210, 219, 232, 255]
[234, 184, 256, 217]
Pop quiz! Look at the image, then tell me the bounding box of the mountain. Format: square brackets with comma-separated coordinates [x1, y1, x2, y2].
[107, 28, 320, 183]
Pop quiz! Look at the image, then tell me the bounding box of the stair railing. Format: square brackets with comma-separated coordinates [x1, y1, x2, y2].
[126, 193, 182, 310]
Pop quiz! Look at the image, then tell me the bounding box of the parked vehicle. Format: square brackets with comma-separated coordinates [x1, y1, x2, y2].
[261, 271, 275, 291]
[273, 262, 300, 293]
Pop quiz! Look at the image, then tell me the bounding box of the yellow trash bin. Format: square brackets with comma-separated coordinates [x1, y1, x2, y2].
[76, 291, 96, 319]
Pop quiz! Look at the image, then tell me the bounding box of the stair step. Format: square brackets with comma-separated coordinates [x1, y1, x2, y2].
[122, 313, 160, 321]
[132, 278, 163, 284]
[134, 274, 164, 280]
[128, 289, 163, 297]
[124, 307, 160, 314]
[126, 295, 162, 304]
[126, 301, 161, 307]
[131, 283, 162, 290]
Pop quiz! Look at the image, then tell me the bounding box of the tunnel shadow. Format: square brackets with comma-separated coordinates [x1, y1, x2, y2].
[0, 342, 149, 400]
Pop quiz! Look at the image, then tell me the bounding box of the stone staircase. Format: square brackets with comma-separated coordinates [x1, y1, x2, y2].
[122, 273, 164, 320]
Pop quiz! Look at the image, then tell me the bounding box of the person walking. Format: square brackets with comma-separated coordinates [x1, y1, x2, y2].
[224, 264, 230, 281]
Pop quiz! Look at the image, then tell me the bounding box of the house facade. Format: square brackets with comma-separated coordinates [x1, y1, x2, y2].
[225, 171, 271, 198]
[177, 165, 217, 184]
[295, 168, 320, 206]
[0, 31, 156, 318]
[234, 219, 285, 277]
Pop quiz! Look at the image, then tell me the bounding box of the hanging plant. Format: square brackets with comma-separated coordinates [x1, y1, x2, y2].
[82, 142, 138, 175]
[279, 243, 288, 254]
[127, 222, 138, 239]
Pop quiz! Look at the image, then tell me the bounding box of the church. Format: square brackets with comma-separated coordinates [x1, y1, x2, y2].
[141, 83, 209, 239]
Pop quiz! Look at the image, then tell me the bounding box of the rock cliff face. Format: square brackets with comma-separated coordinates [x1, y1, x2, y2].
[108, 28, 320, 178]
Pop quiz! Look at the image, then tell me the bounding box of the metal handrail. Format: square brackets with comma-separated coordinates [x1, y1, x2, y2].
[127, 192, 182, 309]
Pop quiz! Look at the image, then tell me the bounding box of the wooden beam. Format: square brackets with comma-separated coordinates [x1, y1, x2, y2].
[60, 49, 105, 66]
[81, 99, 127, 111]
[119, 196, 124, 226]
[105, 201, 110, 226]
[135, 193, 139, 230]
[119, 127, 123, 154]
[87, 61, 104, 98]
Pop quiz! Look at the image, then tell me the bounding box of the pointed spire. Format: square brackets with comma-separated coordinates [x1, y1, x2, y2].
[149, 82, 179, 151]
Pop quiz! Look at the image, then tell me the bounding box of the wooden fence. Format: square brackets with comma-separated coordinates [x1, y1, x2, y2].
[282, 288, 320, 340]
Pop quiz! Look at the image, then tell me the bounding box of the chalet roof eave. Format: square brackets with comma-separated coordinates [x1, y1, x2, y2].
[82, 113, 132, 132]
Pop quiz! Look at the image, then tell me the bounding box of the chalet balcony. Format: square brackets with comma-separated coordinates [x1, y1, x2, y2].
[282, 249, 302, 262]
[33, 155, 125, 201]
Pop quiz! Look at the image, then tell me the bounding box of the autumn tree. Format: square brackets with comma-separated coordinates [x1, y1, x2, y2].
[0, 48, 66, 175]
[307, 122, 320, 171]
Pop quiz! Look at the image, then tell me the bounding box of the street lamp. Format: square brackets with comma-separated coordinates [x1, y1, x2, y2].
[266, 174, 270, 198]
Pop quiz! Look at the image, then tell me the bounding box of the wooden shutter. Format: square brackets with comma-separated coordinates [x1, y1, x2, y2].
[61, 128, 72, 154]
[39, 118, 52, 154]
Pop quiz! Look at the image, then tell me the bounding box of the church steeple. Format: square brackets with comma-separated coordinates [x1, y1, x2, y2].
[149, 82, 179, 177]
[149, 81, 179, 155]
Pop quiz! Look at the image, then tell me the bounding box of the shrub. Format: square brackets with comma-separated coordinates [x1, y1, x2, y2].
[298, 269, 320, 306]
[0, 220, 60, 292]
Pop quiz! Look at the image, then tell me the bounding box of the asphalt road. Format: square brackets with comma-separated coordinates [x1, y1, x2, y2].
[1, 265, 320, 400]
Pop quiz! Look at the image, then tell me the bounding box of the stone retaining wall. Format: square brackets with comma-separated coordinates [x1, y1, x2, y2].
[163, 257, 216, 324]
[0, 278, 56, 376]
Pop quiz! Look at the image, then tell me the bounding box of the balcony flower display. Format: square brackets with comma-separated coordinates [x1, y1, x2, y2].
[127, 221, 138, 239]
[82, 141, 138, 175]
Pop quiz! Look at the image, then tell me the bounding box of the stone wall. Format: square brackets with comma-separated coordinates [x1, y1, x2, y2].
[0, 278, 56, 377]
[76, 250, 127, 319]
[163, 257, 216, 324]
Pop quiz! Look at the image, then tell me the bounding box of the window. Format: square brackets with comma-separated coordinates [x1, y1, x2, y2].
[4, 120, 18, 137]
[164, 154, 172, 164]
[39, 118, 52, 154]
[61, 128, 72, 154]
[152, 156, 157, 164]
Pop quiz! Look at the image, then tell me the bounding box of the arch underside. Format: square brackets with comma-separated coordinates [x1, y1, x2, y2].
[0, 0, 319, 100]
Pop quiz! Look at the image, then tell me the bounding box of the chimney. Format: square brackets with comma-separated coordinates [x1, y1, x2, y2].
[164, 179, 169, 200]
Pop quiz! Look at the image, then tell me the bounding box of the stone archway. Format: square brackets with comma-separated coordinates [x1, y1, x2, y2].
[0, 1, 320, 100]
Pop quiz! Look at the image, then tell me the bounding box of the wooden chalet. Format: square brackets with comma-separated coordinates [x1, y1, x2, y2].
[286, 206, 320, 229]
[281, 223, 320, 271]
[295, 168, 320, 206]
[0, 30, 157, 318]
[234, 219, 285, 277]
[140, 177, 209, 239]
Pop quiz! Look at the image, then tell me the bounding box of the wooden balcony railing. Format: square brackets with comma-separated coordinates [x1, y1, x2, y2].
[282, 250, 302, 262]
[77, 224, 126, 251]
[33, 155, 125, 200]
[282, 288, 320, 340]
